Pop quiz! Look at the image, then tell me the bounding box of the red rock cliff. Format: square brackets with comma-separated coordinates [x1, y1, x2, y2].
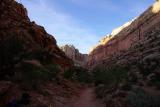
[0, 0, 73, 75]
[88, 0, 160, 69]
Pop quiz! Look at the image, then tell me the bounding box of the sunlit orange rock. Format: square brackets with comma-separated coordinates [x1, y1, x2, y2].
[88, 0, 160, 69]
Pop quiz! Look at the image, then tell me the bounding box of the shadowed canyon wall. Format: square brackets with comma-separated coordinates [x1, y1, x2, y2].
[0, 0, 73, 75]
[88, 0, 160, 69]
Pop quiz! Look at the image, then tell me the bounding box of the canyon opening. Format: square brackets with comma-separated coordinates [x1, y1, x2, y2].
[0, 0, 160, 107]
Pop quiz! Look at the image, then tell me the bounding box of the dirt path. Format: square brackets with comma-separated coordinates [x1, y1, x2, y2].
[70, 87, 105, 107]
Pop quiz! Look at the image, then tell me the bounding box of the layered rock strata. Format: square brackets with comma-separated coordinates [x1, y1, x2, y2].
[88, 0, 160, 69]
[60, 45, 88, 67]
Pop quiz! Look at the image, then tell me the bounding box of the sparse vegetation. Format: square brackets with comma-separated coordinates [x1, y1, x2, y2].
[15, 62, 61, 90]
[126, 87, 160, 107]
[92, 66, 129, 101]
[25, 63, 60, 81]
[22, 48, 53, 65]
[92, 66, 128, 87]
[64, 66, 93, 84]
[0, 36, 24, 76]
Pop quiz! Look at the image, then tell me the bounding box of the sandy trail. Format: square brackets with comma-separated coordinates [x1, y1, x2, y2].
[70, 87, 105, 107]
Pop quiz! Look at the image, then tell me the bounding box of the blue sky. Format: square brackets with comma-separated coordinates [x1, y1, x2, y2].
[18, 0, 154, 54]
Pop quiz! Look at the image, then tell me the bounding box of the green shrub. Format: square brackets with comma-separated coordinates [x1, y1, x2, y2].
[63, 67, 75, 80]
[21, 64, 50, 80]
[126, 87, 160, 107]
[92, 66, 129, 101]
[17, 62, 61, 90]
[46, 64, 61, 78]
[64, 66, 92, 84]
[92, 66, 128, 87]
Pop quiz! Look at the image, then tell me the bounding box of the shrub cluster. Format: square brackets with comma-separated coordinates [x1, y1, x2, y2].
[91, 66, 129, 102]
[63, 66, 92, 84]
[92, 66, 128, 87]
[126, 87, 160, 107]
[16, 62, 61, 90]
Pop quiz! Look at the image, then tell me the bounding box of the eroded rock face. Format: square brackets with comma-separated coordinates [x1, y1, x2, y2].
[0, 0, 73, 76]
[88, 0, 160, 69]
[60, 45, 88, 67]
[0, 1, 75, 106]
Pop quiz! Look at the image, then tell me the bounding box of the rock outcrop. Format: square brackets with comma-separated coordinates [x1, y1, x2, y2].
[0, 0, 75, 106]
[60, 45, 88, 67]
[0, 0, 73, 76]
[88, 0, 160, 69]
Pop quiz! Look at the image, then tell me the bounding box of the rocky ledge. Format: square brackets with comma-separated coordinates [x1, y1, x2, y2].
[60, 45, 88, 67]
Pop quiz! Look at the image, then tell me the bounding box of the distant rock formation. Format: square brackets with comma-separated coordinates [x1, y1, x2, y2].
[60, 45, 88, 67]
[88, 0, 160, 70]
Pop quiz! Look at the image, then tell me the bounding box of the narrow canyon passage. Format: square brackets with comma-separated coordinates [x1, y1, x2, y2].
[70, 87, 105, 107]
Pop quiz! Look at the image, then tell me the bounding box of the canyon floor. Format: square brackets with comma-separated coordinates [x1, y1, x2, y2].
[70, 87, 105, 107]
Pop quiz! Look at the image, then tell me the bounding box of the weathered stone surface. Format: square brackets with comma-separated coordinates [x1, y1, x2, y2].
[88, 0, 160, 69]
[0, 0, 73, 76]
[60, 45, 88, 67]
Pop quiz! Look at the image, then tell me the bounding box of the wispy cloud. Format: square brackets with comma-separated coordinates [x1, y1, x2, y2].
[21, 0, 100, 54]
[18, 0, 154, 53]
[67, 0, 119, 11]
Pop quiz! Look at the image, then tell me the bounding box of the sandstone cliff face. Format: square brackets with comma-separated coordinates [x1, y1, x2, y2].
[60, 45, 88, 67]
[0, 0, 73, 75]
[89, 1, 160, 106]
[88, 0, 160, 69]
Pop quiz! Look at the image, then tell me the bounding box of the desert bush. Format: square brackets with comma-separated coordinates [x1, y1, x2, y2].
[92, 66, 129, 101]
[45, 64, 61, 78]
[17, 62, 61, 90]
[92, 66, 128, 87]
[63, 67, 75, 80]
[63, 66, 92, 84]
[22, 63, 60, 81]
[126, 87, 160, 107]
